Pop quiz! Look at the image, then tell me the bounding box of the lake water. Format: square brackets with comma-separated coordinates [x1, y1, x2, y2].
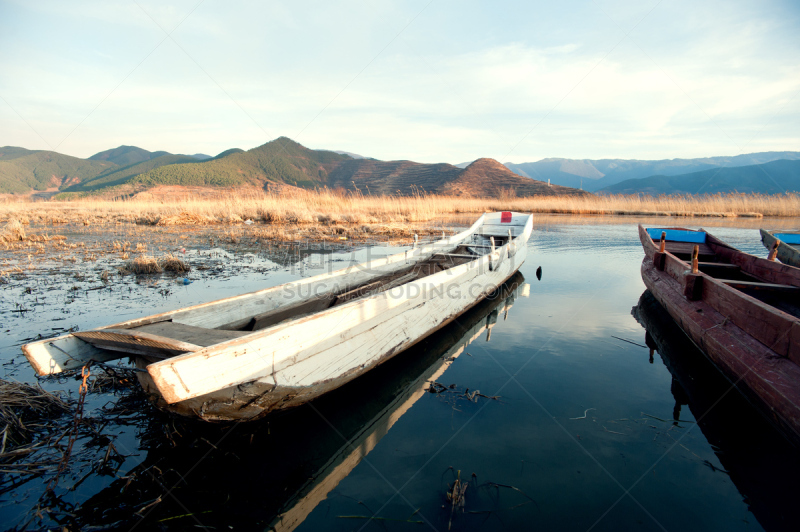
[1, 215, 799, 531]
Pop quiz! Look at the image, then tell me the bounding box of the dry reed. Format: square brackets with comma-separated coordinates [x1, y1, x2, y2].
[160, 254, 190, 273]
[1, 190, 799, 229]
[0, 379, 72, 452]
[120, 256, 161, 275]
[0, 219, 26, 242]
[120, 254, 190, 275]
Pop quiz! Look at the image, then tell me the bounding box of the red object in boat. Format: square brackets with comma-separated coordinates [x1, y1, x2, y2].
[501, 211, 512, 223]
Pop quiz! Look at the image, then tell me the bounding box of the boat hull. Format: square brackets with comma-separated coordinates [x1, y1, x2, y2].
[23, 212, 533, 422]
[140, 241, 528, 421]
[639, 226, 800, 443]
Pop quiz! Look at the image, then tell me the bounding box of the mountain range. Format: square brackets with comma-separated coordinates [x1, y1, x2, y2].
[598, 159, 800, 195]
[1, 139, 797, 198]
[505, 152, 800, 192]
[0, 139, 587, 199]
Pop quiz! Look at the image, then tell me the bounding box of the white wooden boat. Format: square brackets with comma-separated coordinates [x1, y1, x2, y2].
[23, 212, 533, 421]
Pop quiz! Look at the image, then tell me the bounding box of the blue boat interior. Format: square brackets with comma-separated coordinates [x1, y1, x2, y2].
[774, 233, 800, 245]
[646, 228, 707, 243]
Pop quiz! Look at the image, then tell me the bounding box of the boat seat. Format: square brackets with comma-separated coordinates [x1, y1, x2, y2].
[74, 322, 250, 359]
[665, 242, 715, 257]
[135, 322, 250, 346]
[719, 280, 800, 294]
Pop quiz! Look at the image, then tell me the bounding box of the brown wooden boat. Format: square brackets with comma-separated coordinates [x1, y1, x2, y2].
[638, 225, 800, 443]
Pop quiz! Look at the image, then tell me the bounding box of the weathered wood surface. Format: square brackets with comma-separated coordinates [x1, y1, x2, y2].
[243, 295, 337, 332]
[719, 279, 800, 294]
[761, 229, 800, 268]
[148, 237, 529, 405]
[641, 258, 800, 442]
[664, 242, 715, 258]
[74, 329, 202, 358]
[700, 280, 797, 360]
[707, 231, 800, 287]
[22, 335, 123, 376]
[135, 322, 249, 345]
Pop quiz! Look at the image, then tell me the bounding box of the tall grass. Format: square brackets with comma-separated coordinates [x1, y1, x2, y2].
[1, 189, 799, 226]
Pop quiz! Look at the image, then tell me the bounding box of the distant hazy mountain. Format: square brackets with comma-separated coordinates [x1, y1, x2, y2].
[333, 150, 365, 159]
[598, 160, 800, 195]
[89, 145, 170, 167]
[506, 152, 800, 192]
[0, 147, 115, 193]
[189, 153, 212, 160]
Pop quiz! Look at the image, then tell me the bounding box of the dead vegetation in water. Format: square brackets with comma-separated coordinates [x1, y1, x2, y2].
[119, 253, 190, 275]
[0, 379, 72, 459]
[0, 219, 26, 242]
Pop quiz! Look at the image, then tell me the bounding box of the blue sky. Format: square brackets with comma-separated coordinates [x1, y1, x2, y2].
[1, 0, 798, 164]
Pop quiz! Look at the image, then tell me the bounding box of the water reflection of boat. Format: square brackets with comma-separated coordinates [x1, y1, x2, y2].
[72, 274, 529, 531]
[633, 290, 800, 531]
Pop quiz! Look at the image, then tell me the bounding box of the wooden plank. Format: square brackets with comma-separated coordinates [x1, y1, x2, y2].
[664, 242, 715, 257]
[701, 279, 795, 359]
[22, 334, 124, 376]
[709, 231, 800, 287]
[244, 295, 337, 332]
[698, 262, 739, 269]
[720, 280, 800, 294]
[334, 271, 419, 306]
[790, 322, 800, 366]
[433, 253, 479, 259]
[478, 224, 525, 237]
[135, 322, 249, 345]
[662, 252, 690, 282]
[74, 329, 202, 358]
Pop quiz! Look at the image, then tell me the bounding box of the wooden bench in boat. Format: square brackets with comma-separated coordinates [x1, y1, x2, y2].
[665, 242, 715, 258]
[74, 323, 249, 359]
[719, 279, 800, 294]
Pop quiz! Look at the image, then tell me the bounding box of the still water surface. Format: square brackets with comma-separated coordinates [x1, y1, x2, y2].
[1, 216, 799, 531]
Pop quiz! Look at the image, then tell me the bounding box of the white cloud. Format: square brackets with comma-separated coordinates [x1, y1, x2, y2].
[0, 0, 798, 162]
